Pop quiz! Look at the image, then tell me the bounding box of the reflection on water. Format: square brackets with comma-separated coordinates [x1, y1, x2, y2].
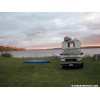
[8, 48, 100, 58]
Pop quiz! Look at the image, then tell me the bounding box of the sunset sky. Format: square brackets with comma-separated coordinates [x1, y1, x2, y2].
[0, 12, 100, 49]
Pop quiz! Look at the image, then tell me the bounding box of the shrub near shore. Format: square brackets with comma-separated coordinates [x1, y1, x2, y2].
[1, 52, 12, 57]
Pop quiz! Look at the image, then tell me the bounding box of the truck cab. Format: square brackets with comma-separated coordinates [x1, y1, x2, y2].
[60, 36, 83, 69]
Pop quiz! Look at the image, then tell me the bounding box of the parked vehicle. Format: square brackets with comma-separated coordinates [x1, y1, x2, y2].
[60, 36, 83, 69]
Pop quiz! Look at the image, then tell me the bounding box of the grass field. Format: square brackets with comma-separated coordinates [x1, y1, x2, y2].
[0, 57, 100, 87]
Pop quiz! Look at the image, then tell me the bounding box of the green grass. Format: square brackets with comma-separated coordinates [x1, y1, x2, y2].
[0, 57, 100, 87]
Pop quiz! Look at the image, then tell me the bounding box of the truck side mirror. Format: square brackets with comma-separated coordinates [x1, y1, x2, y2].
[81, 52, 83, 55]
[60, 53, 62, 55]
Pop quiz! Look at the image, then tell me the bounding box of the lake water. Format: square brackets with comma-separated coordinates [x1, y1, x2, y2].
[8, 48, 100, 58]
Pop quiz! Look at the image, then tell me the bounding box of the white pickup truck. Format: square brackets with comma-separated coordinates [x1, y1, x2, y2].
[60, 36, 83, 69]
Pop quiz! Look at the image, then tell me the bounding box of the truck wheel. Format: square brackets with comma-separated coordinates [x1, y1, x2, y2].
[60, 65, 63, 69]
[81, 62, 84, 68]
[60, 65, 66, 69]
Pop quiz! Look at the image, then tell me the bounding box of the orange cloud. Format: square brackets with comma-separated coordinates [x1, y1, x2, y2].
[81, 42, 100, 47]
[27, 43, 61, 50]
[81, 34, 100, 47]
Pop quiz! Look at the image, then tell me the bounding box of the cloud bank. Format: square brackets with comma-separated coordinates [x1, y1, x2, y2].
[0, 12, 100, 49]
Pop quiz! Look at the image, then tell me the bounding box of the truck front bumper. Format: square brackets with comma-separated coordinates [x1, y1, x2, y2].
[60, 61, 83, 68]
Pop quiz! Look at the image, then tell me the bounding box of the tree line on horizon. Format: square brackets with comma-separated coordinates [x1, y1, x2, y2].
[0, 45, 25, 52]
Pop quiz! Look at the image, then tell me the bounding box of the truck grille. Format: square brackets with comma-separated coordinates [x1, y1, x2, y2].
[65, 59, 77, 61]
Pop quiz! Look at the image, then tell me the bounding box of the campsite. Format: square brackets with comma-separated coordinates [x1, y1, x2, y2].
[0, 56, 100, 87]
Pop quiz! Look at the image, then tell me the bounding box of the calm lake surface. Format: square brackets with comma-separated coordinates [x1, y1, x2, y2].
[8, 48, 100, 58]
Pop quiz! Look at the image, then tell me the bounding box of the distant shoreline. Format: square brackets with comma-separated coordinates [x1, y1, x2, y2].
[0, 45, 26, 51]
[26, 46, 100, 51]
[1, 46, 100, 51]
[81, 46, 100, 49]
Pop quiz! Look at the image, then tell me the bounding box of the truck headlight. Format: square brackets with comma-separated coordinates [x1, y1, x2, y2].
[77, 58, 81, 61]
[61, 59, 65, 61]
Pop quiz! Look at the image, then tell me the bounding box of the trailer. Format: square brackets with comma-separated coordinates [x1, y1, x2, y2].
[60, 36, 83, 69]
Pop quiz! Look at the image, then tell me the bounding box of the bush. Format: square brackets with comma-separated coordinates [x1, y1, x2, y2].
[1, 52, 12, 57]
[83, 54, 92, 58]
[93, 54, 100, 60]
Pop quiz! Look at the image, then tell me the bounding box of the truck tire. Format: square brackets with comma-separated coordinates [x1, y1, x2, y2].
[80, 62, 84, 68]
[60, 65, 66, 69]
